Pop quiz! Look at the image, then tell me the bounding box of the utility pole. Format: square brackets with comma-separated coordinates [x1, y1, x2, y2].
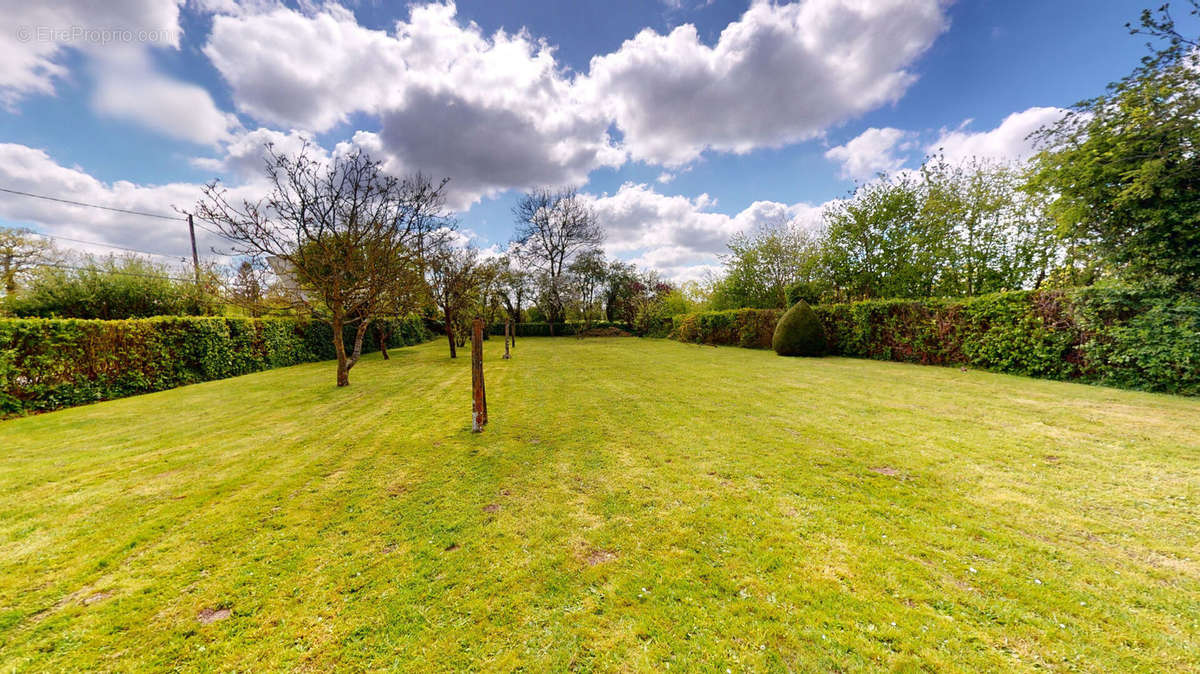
[471, 316, 488, 432]
[187, 213, 200, 285]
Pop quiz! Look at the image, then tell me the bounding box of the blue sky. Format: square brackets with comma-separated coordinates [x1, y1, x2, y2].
[0, 0, 1162, 279]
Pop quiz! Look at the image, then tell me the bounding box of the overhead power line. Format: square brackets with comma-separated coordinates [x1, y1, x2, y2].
[27, 232, 188, 259]
[0, 186, 186, 221]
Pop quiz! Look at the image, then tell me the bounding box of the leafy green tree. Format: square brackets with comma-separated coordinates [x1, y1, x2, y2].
[822, 174, 950, 300]
[921, 157, 1059, 295]
[228, 260, 268, 317]
[1029, 2, 1200, 287]
[0, 227, 53, 298]
[494, 253, 532, 326]
[567, 248, 608, 328]
[717, 221, 824, 309]
[602, 260, 642, 323]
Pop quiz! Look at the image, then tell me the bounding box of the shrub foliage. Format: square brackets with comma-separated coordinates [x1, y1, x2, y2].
[672, 285, 1199, 395]
[0, 315, 431, 415]
[772, 300, 826, 357]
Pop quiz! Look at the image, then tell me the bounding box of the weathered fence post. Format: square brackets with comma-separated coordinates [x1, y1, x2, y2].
[503, 320, 511, 359]
[471, 316, 488, 432]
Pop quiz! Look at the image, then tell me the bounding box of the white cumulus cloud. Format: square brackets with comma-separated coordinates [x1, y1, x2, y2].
[204, 2, 624, 208]
[929, 106, 1068, 165]
[0, 0, 182, 106]
[825, 127, 914, 180]
[90, 46, 239, 145]
[586, 182, 826, 281]
[582, 0, 949, 166]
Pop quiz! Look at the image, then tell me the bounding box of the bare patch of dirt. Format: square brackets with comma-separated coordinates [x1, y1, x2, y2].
[582, 547, 618, 566]
[386, 482, 408, 497]
[197, 607, 231, 624]
[870, 466, 901, 476]
[444, 543, 459, 552]
[482, 503, 500, 513]
[1044, 455, 1061, 463]
[82, 592, 111, 606]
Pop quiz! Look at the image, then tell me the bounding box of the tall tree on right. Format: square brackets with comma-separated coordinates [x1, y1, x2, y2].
[1029, 2, 1200, 288]
[512, 187, 604, 334]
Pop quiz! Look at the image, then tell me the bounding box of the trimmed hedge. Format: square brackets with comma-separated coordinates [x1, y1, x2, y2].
[0, 315, 432, 415]
[671, 286, 1200, 395]
[488, 321, 633, 337]
[673, 308, 782, 349]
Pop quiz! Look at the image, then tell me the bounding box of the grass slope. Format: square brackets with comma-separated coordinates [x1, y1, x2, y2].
[1, 338, 1198, 671]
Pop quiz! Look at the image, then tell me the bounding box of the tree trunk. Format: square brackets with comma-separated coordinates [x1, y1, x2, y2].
[513, 300, 522, 346]
[446, 322, 457, 358]
[377, 324, 390, 360]
[471, 317, 487, 432]
[349, 320, 369, 370]
[332, 313, 350, 387]
[503, 320, 511, 359]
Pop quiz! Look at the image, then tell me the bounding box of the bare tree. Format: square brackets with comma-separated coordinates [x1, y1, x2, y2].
[195, 143, 448, 386]
[0, 227, 53, 297]
[425, 243, 480, 358]
[512, 187, 604, 334]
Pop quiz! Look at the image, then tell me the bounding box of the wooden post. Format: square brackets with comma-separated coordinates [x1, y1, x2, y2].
[187, 213, 201, 285]
[471, 316, 487, 432]
[503, 320, 511, 359]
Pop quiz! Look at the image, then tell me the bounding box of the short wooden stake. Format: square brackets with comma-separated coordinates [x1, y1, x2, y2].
[471, 316, 487, 432]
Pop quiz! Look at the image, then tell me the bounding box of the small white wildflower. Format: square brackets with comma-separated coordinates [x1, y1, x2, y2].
[968, 567, 977, 574]
[1034, 578, 1042, 585]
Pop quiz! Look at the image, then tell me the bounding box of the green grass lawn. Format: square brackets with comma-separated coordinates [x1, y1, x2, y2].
[1, 338, 1198, 671]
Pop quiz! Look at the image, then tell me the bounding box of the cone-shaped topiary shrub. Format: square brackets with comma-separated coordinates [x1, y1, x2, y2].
[772, 299, 826, 357]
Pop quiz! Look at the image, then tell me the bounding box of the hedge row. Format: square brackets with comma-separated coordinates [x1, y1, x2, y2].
[488, 321, 633, 337]
[671, 285, 1200, 395]
[0, 315, 432, 415]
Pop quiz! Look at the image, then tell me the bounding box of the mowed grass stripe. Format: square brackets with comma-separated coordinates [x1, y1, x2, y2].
[0, 337, 1197, 671]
